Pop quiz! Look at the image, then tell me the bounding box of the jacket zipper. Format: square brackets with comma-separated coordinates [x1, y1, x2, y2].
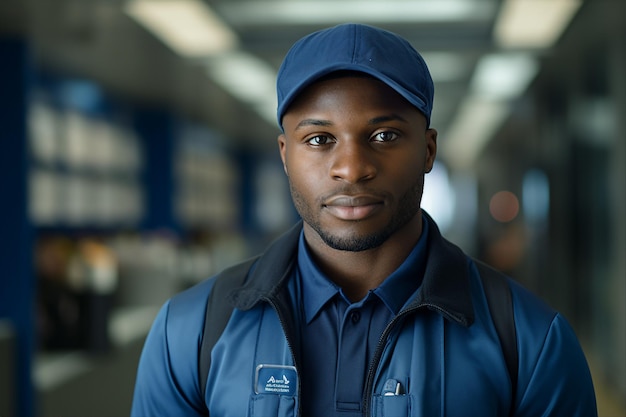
[263, 296, 303, 417]
[266, 294, 463, 417]
[362, 302, 462, 417]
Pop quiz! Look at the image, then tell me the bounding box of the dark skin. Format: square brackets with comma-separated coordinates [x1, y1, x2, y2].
[278, 75, 438, 301]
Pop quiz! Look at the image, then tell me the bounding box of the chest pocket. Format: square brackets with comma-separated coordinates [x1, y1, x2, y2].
[372, 394, 412, 417]
[250, 395, 296, 417]
[371, 316, 445, 417]
[248, 305, 298, 417]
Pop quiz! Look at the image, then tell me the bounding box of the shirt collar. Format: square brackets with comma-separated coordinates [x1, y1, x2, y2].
[374, 218, 429, 314]
[297, 215, 430, 323]
[296, 233, 340, 324]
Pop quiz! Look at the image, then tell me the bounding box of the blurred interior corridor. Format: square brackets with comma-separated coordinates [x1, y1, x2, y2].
[1, 0, 625, 415]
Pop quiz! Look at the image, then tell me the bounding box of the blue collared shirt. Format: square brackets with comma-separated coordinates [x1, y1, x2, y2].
[295, 218, 429, 417]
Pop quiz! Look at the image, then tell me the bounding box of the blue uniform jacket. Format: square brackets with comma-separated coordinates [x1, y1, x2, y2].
[131, 215, 597, 416]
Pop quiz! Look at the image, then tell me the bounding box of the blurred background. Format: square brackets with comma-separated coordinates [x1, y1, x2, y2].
[0, 0, 624, 415]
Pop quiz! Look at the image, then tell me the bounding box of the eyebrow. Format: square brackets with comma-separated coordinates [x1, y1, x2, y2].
[368, 113, 409, 125]
[294, 113, 409, 130]
[295, 119, 333, 130]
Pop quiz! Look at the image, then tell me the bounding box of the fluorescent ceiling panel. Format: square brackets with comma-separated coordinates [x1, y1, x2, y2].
[125, 0, 238, 57]
[421, 52, 472, 83]
[495, 0, 582, 48]
[471, 53, 539, 100]
[206, 51, 278, 125]
[218, 0, 497, 25]
[442, 97, 510, 169]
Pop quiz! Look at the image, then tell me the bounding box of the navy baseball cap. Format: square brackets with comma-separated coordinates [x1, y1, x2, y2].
[276, 23, 434, 129]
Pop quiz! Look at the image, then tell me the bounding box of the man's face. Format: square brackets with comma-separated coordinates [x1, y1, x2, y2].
[278, 75, 437, 252]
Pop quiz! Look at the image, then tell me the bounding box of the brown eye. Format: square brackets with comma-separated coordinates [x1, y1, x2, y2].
[372, 131, 398, 142]
[307, 135, 332, 146]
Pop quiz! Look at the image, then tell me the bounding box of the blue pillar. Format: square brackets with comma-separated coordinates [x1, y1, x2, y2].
[0, 37, 35, 417]
[134, 108, 179, 233]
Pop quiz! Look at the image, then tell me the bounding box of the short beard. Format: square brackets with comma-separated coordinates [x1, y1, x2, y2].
[313, 223, 391, 251]
[289, 177, 424, 252]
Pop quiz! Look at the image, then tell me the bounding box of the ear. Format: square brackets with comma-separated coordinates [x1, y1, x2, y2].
[424, 128, 438, 173]
[277, 134, 288, 175]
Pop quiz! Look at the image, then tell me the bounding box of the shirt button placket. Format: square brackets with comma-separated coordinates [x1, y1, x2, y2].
[336, 307, 368, 413]
[350, 310, 361, 324]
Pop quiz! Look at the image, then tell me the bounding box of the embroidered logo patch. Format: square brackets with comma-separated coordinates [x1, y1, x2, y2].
[255, 364, 297, 396]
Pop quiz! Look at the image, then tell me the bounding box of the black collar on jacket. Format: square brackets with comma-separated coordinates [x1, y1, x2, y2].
[230, 212, 474, 328]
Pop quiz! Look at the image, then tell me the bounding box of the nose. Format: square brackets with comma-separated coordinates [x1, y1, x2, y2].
[329, 141, 377, 184]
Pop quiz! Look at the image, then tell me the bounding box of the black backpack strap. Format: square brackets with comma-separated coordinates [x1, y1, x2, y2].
[475, 260, 518, 415]
[198, 257, 258, 405]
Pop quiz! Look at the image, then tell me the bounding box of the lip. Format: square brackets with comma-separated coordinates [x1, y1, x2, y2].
[323, 194, 384, 221]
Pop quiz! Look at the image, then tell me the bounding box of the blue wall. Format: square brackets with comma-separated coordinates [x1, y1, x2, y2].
[0, 36, 36, 417]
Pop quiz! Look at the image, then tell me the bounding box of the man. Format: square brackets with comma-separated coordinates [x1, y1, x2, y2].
[131, 23, 597, 416]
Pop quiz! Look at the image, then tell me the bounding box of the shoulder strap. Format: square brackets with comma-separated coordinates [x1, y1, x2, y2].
[198, 257, 257, 402]
[476, 260, 518, 415]
[197, 256, 519, 413]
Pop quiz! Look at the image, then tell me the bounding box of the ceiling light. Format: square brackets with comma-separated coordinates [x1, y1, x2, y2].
[442, 52, 539, 169]
[218, 0, 496, 25]
[206, 51, 277, 124]
[495, 0, 582, 49]
[471, 53, 539, 100]
[421, 52, 472, 83]
[125, 0, 238, 57]
[442, 97, 510, 169]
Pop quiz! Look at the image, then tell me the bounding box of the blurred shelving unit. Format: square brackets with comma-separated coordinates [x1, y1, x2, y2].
[0, 36, 293, 416]
[26, 78, 252, 416]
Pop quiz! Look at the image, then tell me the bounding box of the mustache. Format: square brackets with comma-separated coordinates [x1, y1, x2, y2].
[320, 187, 388, 206]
